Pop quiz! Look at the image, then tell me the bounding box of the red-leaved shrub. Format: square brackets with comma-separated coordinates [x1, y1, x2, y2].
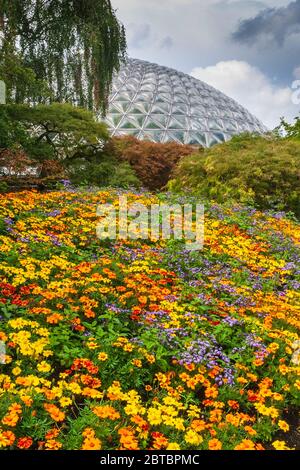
[112, 136, 200, 190]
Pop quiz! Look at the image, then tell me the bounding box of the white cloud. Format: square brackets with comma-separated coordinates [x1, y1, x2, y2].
[191, 60, 298, 129]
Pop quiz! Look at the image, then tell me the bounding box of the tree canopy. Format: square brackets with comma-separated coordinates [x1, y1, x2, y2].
[0, 0, 127, 113]
[2, 102, 109, 161]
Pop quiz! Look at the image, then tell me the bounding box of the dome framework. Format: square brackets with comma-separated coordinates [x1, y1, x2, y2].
[103, 59, 266, 147]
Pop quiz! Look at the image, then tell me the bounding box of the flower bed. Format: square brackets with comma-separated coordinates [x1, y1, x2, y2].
[0, 189, 299, 450]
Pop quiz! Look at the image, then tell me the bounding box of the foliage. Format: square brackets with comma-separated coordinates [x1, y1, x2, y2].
[1, 103, 143, 190]
[3, 103, 109, 161]
[0, 189, 299, 450]
[112, 136, 197, 190]
[0, 148, 37, 176]
[277, 116, 300, 140]
[66, 150, 140, 189]
[0, 0, 126, 112]
[169, 134, 300, 217]
[0, 47, 52, 104]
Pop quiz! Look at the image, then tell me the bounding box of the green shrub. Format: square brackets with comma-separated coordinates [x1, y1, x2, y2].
[67, 155, 140, 189]
[277, 116, 300, 140]
[168, 134, 300, 216]
[0, 181, 8, 193]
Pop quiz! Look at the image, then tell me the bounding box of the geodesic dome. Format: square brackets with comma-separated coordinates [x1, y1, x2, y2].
[103, 58, 266, 147]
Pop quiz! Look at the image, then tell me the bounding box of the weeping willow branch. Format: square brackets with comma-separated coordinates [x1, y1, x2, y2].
[0, 0, 127, 114]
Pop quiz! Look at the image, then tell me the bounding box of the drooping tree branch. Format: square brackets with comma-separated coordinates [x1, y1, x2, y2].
[0, 0, 127, 114]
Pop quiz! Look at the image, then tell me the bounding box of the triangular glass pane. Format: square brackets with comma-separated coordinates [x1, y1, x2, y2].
[168, 118, 185, 129]
[207, 119, 224, 130]
[119, 119, 138, 130]
[151, 104, 170, 114]
[134, 102, 151, 113]
[134, 115, 147, 127]
[173, 94, 189, 104]
[136, 93, 154, 102]
[190, 119, 207, 131]
[111, 115, 123, 126]
[165, 131, 181, 143]
[172, 104, 188, 115]
[145, 121, 162, 130]
[153, 115, 169, 127]
[119, 102, 131, 112]
[109, 103, 124, 114]
[206, 133, 220, 147]
[171, 115, 187, 126]
[186, 132, 206, 146]
[140, 83, 156, 92]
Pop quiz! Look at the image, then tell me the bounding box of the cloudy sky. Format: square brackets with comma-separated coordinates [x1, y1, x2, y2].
[111, 0, 300, 129]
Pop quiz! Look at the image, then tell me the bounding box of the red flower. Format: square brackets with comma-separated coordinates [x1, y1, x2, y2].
[17, 437, 33, 449]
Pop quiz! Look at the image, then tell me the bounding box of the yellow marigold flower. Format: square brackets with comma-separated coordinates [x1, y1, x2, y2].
[147, 408, 162, 426]
[272, 393, 283, 401]
[37, 361, 51, 373]
[145, 354, 155, 364]
[278, 420, 289, 432]
[267, 342, 280, 354]
[237, 377, 248, 384]
[185, 429, 203, 446]
[12, 367, 21, 376]
[167, 442, 181, 450]
[98, 352, 108, 361]
[59, 397, 72, 407]
[20, 395, 33, 406]
[272, 440, 294, 450]
[131, 359, 142, 368]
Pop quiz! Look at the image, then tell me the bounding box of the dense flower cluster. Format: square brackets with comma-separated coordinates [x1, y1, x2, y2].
[0, 189, 299, 450]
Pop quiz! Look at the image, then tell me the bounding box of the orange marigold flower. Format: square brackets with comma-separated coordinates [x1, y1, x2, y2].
[253, 359, 264, 367]
[234, 439, 256, 450]
[228, 400, 239, 410]
[190, 419, 206, 432]
[44, 439, 63, 450]
[9, 403, 22, 414]
[244, 425, 257, 436]
[45, 428, 60, 440]
[2, 413, 19, 427]
[205, 386, 218, 399]
[208, 438, 222, 450]
[131, 359, 142, 368]
[92, 405, 120, 420]
[46, 313, 63, 324]
[44, 403, 65, 422]
[118, 427, 139, 450]
[82, 437, 101, 450]
[152, 432, 169, 449]
[0, 430, 15, 447]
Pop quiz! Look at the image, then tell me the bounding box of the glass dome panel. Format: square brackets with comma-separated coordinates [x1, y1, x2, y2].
[102, 58, 267, 147]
